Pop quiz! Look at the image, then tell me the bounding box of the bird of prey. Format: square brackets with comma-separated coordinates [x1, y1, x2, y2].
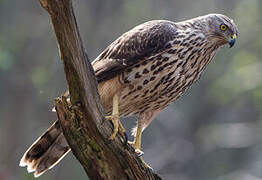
[20, 14, 238, 177]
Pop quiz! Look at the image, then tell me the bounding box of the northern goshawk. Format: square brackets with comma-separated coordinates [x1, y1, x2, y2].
[20, 13, 238, 177]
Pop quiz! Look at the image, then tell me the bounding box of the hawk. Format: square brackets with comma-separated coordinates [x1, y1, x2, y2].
[20, 14, 238, 177]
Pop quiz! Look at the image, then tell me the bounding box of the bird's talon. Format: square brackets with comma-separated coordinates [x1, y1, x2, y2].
[123, 132, 128, 145]
[128, 141, 144, 156]
[140, 158, 153, 171]
[136, 149, 144, 157]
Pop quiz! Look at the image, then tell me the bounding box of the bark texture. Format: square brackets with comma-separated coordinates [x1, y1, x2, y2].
[38, 0, 162, 179]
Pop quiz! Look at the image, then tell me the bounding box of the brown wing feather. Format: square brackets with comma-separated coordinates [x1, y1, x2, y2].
[92, 20, 178, 83]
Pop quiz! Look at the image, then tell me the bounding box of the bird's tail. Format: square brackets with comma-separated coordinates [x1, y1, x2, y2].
[19, 120, 70, 177]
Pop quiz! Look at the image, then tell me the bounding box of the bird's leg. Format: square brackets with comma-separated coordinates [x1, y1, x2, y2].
[129, 120, 143, 155]
[129, 124, 153, 170]
[105, 94, 126, 140]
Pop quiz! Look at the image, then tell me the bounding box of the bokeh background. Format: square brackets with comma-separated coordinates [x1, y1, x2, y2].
[1, 0, 262, 179]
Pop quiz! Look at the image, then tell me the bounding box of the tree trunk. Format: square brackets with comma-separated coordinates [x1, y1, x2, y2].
[37, 0, 162, 179]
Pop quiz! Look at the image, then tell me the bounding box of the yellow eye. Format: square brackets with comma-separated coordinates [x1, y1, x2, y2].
[220, 24, 227, 31]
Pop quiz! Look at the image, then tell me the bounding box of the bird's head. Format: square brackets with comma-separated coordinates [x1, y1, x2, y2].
[201, 14, 239, 48]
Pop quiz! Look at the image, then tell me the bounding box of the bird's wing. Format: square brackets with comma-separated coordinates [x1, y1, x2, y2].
[92, 20, 178, 83]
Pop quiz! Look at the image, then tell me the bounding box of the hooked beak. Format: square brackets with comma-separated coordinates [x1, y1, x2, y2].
[228, 34, 237, 48]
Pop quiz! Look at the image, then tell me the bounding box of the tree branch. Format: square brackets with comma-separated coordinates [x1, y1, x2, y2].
[38, 0, 162, 179]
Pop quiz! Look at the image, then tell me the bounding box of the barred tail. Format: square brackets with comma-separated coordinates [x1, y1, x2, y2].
[19, 120, 70, 177]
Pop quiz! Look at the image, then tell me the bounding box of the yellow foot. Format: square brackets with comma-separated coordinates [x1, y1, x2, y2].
[128, 141, 144, 156]
[105, 93, 127, 143]
[128, 141, 153, 170]
[105, 115, 126, 140]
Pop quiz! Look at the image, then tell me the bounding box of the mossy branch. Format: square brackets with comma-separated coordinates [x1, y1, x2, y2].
[38, 0, 162, 179]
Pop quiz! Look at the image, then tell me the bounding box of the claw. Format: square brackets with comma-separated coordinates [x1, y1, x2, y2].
[128, 142, 152, 170]
[128, 141, 143, 155]
[136, 149, 144, 157]
[123, 132, 128, 145]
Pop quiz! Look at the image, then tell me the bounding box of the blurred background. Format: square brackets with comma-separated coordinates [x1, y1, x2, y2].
[0, 0, 262, 179]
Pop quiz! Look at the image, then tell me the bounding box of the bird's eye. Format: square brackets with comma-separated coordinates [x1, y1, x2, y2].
[220, 24, 227, 31]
